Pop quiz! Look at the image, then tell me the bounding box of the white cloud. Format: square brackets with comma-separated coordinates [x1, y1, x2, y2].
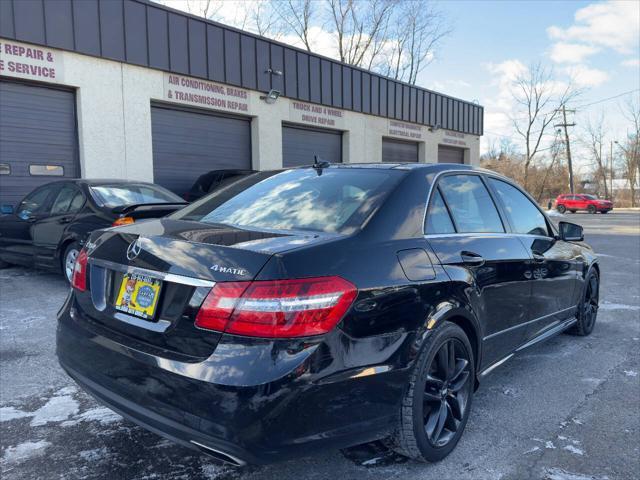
[547, 0, 640, 54]
[549, 42, 600, 64]
[621, 58, 640, 68]
[563, 64, 610, 87]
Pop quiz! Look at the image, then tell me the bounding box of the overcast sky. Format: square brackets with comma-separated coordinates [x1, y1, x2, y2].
[159, 0, 639, 173]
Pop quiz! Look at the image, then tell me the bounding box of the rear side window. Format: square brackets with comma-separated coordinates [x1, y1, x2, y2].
[438, 175, 504, 233]
[488, 178, 549, 236]
[90, 184, 182, 208]
[425, 189, 455, 234]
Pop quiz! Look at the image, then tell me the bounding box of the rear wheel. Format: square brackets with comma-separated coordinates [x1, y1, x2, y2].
[587, 205, 596, 214]
[567, 270, 599, 336]
[392, 322, 474, 462]
[62, 242, 81, 283]
[557, 205, 566, 214]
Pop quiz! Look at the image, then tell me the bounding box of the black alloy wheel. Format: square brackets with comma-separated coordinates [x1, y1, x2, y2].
[557, 204, 566, 214]
[568, 270, 599, 336]
[588, 205, 597, 214]
[393, 322, 474, 462]
[423, 338, 472, 447]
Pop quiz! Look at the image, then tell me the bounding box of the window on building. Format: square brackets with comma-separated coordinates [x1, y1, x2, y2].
[0, 164, 10, 175]
[29, 165, 64, 176]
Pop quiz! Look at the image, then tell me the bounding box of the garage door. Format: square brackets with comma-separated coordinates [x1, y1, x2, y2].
[438, 146, 465, 164]
[282, 125, 342, 167]
[382, 138, 419, 163]
[151, 105, 251, 196]
[0, 80, 79, 207]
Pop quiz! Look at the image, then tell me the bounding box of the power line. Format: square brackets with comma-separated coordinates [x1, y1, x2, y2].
[574, 89, 640, 109]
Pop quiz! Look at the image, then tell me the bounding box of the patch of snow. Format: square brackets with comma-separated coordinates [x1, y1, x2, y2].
[557, 435, 568, 441]
[545, 441, 556, 449]
[79, 447, 109, 462]
[572, 418, 584, 425]
[524, 446, 541, 454]
[543, 467, 608, 480]
[361, 457, 383, 466]
[30, 395, 79, 427]
[75, 407, 122, 425]
[0, 406, 32, 422]
[598, 302, 640, 311]
[563, 445, 585, 455]
[2, 440, 51, 464]
[200, 463, 229, 479]
[55, 386, 77, 396]
[623, 370, 638, 377]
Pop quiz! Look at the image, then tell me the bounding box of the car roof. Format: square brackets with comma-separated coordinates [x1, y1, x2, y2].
[45, 179, 164, 186]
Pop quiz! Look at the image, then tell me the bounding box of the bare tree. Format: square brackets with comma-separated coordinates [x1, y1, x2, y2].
[326, 0, 396, 67]
[183, 0, 222, 20]
[582, 114, 610, 199]
[379, 1, 450, 84]
[273, 0, 316, 51]
[511, 63, 580, 191]
[620, 96, 640, 206]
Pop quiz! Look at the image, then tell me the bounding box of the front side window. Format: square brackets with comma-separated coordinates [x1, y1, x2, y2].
[438, 175, 504, 233]
[425, 188, 455, 234]
[173, 168, 405, 234]
[17, 187, 53, 217]
[90, 184, 182, 208]
[488, 178, 549, 236]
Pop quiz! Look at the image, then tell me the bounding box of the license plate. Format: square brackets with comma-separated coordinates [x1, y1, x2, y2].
[115, 273, 161, 320]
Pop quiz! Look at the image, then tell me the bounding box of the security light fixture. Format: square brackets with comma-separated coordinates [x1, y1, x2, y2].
[429, 124, 441, 132]
[261, 89, 281, 104]
[265, 68, 283, 76]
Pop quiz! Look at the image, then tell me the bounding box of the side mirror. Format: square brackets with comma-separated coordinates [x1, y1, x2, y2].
[0, 204, 14, 215]
[558, 221, 583, 242]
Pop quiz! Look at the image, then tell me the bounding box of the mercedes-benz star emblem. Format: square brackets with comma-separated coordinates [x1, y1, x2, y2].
[126, 239, 142, 261]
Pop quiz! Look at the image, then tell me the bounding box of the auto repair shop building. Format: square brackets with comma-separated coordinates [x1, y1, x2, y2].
[0, 0, 483, 205]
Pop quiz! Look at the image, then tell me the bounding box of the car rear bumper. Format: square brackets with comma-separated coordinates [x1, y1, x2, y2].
[56, 301, 404, 464]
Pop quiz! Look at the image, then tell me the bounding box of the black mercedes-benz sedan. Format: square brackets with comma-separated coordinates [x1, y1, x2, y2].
[0, 180, 186, 282]
[56, 164, 599, 465]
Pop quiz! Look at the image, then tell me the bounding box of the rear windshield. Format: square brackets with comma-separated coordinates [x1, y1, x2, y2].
[172, 168, 405, 233]
[90, 184, 183, 208]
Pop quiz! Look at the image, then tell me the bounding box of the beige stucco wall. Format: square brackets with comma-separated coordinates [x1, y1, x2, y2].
[0, 38, 480, 183]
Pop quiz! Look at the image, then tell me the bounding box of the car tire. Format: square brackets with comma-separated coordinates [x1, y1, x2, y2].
[62, 242, 81, 283]
[567, 270, 599, 336]
[587, 205, 596, 214]
[392, 322, 474, 463]
[600, 211, 608, 214]
[557, 205, 566, 214]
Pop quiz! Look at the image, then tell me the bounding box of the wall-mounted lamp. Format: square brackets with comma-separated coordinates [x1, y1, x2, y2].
[429, 124, 441, 132]
[260, 89, 281, 104]
[265, 68, 283, 76]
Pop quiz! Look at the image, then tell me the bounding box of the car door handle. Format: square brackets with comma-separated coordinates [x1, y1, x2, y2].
[461, 251, 485, 266]
[59, 216, 73, 224]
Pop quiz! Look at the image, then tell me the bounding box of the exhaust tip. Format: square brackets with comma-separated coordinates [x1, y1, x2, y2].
[190, 440, 247, 467]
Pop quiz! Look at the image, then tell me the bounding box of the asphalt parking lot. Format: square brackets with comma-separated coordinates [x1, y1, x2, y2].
[1, 211, 639, 480]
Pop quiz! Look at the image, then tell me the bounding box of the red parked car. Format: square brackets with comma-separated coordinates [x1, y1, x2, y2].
[556, 194, 613, 214]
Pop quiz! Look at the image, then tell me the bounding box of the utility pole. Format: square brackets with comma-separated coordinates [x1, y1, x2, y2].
[555, 106, 576, 193]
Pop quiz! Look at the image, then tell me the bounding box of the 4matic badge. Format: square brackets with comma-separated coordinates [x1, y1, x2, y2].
[210, 264, 248, 276]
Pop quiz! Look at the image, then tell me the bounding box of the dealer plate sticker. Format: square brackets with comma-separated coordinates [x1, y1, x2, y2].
[115, 273, 161, 320]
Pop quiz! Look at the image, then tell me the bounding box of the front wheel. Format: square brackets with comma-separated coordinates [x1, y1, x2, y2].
[567, 270, 599, 336]
[392, 322, 474, 462]
[557, 205, 566, 214]
[588, 205, 597, 214]
[62, 242, 81, 283]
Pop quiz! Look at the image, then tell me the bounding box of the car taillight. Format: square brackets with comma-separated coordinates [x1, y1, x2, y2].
[112, 216, 135, 227]
[195, 276, 357, 338]
[71, 248, 89, 292]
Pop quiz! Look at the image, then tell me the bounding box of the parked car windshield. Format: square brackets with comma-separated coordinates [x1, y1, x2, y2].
[172, 168, 405, 233]
[90, 184, 182, 208]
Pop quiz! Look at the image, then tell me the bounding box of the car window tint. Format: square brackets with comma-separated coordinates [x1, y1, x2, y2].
[174, 169, 405, 234]
[90, 184, 182, 208]
[438, 175, 504, 233]
[425, 188, 455, 234]
[68, 191, 85, 212]
[51, 185, 78, 214]
[489, 178, 549, 236]
[17, 187, 53, 217]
